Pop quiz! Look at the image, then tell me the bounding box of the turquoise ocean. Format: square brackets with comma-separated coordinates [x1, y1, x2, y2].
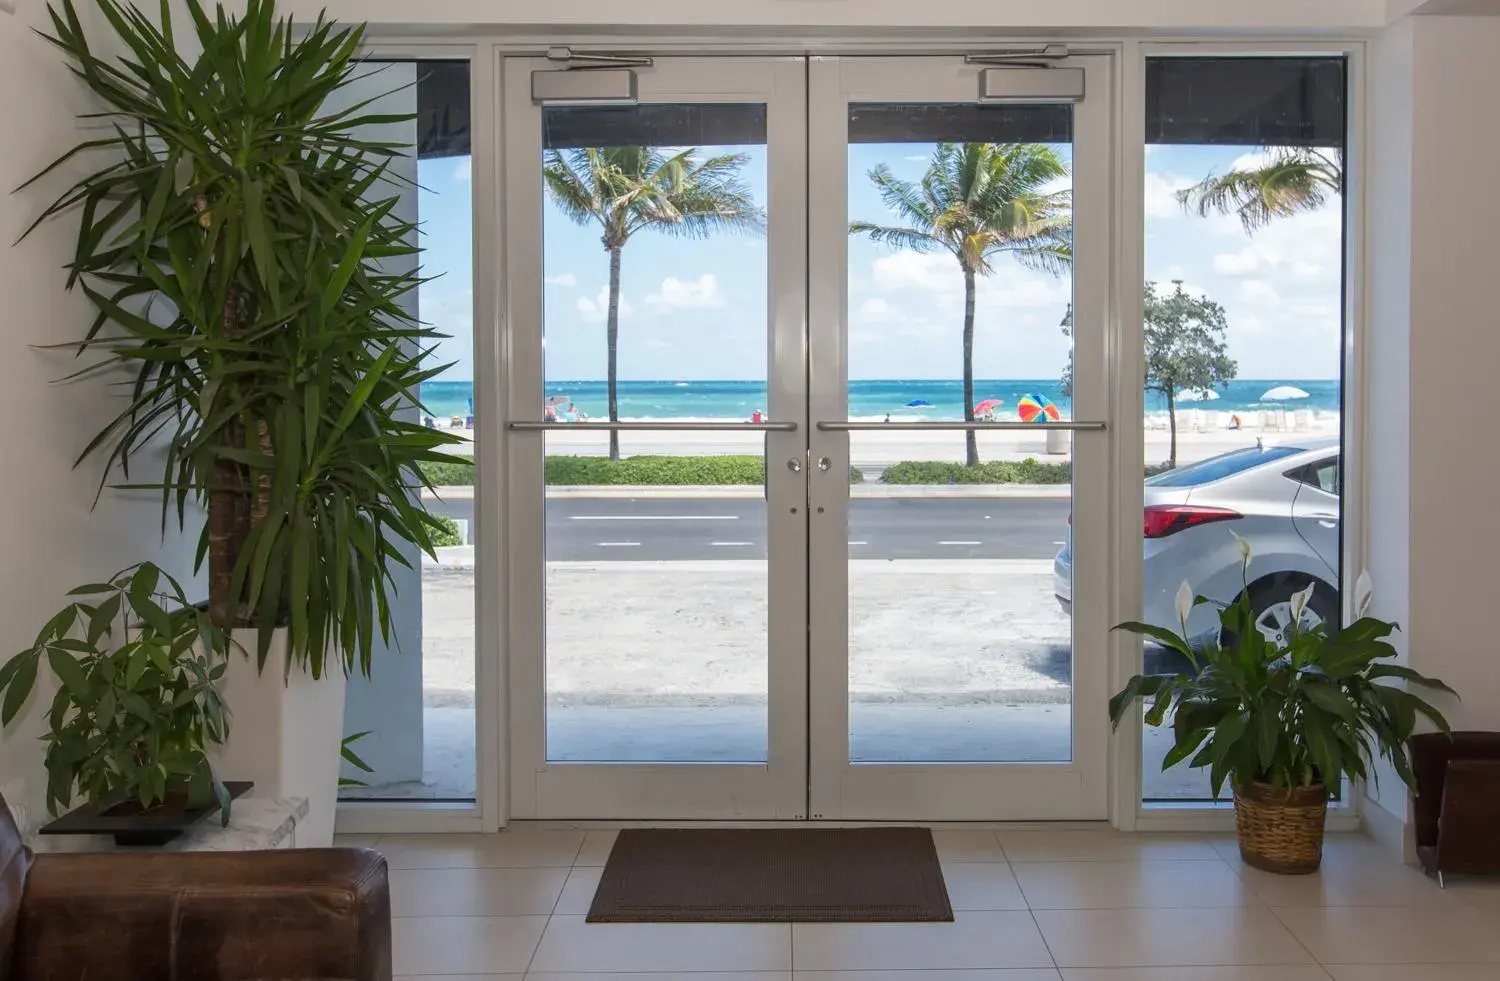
[421, 379, 1341, 423]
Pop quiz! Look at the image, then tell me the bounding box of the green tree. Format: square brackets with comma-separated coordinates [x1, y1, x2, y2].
[543, 147, 764, 460]
[1061, 282, 1237, 468]
[1176, 147, 1342, 233]
[1144, 281, 1237, 468]
[850, 143, 1072, 466]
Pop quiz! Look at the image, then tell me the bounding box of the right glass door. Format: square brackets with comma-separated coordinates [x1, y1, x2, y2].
[806, 55, 1114, 820]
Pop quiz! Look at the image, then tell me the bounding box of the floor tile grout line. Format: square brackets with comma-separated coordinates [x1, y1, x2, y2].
[1025, 905, 1064, 974]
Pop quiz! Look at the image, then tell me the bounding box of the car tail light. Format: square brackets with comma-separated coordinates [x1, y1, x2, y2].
[1144, 504, 1241, 539]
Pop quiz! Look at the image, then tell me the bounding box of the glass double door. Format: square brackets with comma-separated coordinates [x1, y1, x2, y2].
[504, 53, 1113, 820]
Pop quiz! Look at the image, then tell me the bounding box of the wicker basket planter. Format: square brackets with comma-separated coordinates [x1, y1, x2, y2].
[1233, 780, 1329, 874]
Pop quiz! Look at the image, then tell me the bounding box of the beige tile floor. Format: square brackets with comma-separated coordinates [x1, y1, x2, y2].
[337, 828, 1500, 981]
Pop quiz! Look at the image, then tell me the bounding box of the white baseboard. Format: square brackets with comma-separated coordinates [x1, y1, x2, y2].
[1361, 792, 1411, 861]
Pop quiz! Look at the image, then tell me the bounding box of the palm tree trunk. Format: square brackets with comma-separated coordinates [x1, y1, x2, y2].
[209, 287, 248, 627]
[1166, 390, 1178, 469]
[962, 266, 979, 467]
[606, 246, 623, 462]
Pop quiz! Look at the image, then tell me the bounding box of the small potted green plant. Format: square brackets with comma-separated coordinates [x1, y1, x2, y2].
[0, 563, 239, 845]
[1110, 533, 1455, 874]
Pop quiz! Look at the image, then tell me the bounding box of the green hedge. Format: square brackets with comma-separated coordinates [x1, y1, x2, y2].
[428, 514, 463, 547]
[420, 456, 864, 486]
[881, 460, 1178, 485]
[420, 459, 477, 486]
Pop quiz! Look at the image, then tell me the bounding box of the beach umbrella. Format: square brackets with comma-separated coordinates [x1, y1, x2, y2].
[1017, 393, 1061, 423]
[973, 398, 1005, 419]
[1177, 388, 1221, 403]
[1260, 385, 1310, 401]
[902, 399, 933, 409]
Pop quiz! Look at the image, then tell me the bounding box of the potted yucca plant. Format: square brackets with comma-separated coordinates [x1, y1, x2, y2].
[19, 0, 459, 844]
[1110, 532, 1455, 873]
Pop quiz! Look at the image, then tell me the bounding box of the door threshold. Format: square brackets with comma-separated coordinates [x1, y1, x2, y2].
[512, 818, 1118, 831]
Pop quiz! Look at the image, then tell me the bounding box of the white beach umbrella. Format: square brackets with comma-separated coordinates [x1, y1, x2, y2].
[1177, 388, 1221, 403]
[1260, 385, 1310, 401]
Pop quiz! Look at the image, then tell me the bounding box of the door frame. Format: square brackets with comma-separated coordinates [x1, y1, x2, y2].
[502, 55, 811, 819]
[805, 54, 1117, 821]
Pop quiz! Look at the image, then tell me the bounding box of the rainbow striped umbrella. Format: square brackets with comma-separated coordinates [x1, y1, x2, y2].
[1017, 393, 1061, 423]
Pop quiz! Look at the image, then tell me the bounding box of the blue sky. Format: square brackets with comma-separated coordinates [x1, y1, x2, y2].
[417, 141, 1343, 383]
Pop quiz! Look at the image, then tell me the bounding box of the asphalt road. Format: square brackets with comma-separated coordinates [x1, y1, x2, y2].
[427, 495, 1071, 560]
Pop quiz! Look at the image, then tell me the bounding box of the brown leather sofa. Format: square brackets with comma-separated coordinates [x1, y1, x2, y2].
[1410, 731, 1500, 885]
[0, 797, 392, 980]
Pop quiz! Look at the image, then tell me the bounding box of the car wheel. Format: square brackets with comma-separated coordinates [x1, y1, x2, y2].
[1245, 576, 1340, 647]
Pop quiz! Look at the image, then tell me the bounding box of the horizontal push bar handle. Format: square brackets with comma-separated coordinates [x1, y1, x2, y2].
[509, 420, 798, 432]
[815, 420, 1107, 432]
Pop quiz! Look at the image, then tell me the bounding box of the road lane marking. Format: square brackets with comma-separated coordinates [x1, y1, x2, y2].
[571, 515, 739, 521]
[710, 541, 755, 547]
[595, 542, 640, 547]
[938, 540, 982, 546]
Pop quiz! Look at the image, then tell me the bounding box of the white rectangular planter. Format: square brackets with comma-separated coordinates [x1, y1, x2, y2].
[212, 630, 346, 848]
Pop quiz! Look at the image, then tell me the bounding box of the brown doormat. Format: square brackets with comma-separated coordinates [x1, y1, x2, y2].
[586, 827, 954, 923]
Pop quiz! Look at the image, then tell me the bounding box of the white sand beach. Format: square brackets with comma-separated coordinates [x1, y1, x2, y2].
[434, 410, 1339, 469]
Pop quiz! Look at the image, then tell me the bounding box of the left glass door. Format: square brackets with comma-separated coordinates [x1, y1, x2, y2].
[503, 56, 811, 818]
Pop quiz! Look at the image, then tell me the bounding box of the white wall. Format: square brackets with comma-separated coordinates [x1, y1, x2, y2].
[0, 1, 200, 825]
[284, 0, 1389, 32]
[1366, 13, 1500, 821]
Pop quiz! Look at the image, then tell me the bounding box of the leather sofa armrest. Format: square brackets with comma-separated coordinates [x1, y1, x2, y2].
[15, 847, 390, 981]
[1436, 759, 1500, 875]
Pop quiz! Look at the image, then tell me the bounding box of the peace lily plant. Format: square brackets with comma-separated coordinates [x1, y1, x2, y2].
[1109, 531, 1455, 873]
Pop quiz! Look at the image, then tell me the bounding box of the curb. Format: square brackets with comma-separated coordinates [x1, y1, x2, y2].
[423, 484, 1073, 501]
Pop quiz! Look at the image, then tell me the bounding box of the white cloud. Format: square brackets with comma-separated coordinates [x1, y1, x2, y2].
[646, 273, 726, 312]
[576, 286, 632, 323]
[1230, 148, 1278, 172]
[544, 272, 577, 287]
[856, 297, 896, 323]
[1238, 279, 1282, 306]
[869, 250, 1069, 309]
[1213, 245, 1277, 277]
[451, 158, 472, 182]
[1145, 172, 1196, 218]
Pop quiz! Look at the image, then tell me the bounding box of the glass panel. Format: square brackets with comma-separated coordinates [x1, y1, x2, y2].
[1141, 57, 1347, 802]
[539, 105, 770, 763]
[340, 60, 477, 801]
[845, 104, 1076, 763]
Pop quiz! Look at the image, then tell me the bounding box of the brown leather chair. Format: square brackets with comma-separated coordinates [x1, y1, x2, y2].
[0, 795, 392, 981]
[1410, 731, 1500, 886]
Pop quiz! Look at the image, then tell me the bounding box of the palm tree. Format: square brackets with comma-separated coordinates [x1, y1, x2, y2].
[1175, 146, 1343, 233]
[543, 147, 764, 460]
[851, 143, 1072, 466]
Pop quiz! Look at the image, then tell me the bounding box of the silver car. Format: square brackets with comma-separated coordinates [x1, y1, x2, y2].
[1054, 436, 1341, 644]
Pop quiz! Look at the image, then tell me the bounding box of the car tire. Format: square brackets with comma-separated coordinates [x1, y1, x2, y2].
[1224, 575, 1341, 648]
[1236, 573, 1344, 651]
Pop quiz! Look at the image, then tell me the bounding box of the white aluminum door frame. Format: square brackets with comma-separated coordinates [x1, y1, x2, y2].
[806, 54, 1115, 821]
[502, 55, 811, 819]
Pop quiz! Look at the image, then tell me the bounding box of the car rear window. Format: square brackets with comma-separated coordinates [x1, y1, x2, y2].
[1146, 444, 1305, 488]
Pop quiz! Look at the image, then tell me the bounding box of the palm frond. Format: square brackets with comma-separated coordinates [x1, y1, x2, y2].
[1176, 145, 1343, 233]
[848, 221, 942, 255]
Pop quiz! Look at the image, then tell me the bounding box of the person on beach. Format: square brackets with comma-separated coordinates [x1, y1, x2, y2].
[751, 409, 763, 424]
[543, 404, 557, 423]
[1229, 414, 1242, 430]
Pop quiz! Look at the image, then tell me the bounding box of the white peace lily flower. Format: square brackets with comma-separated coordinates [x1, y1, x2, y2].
[1289, 581, 1315, 627]
[1230, 530, 1253, 572]
[1175, 580, 1194, 633]
[1354, 569, 1374, 619]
